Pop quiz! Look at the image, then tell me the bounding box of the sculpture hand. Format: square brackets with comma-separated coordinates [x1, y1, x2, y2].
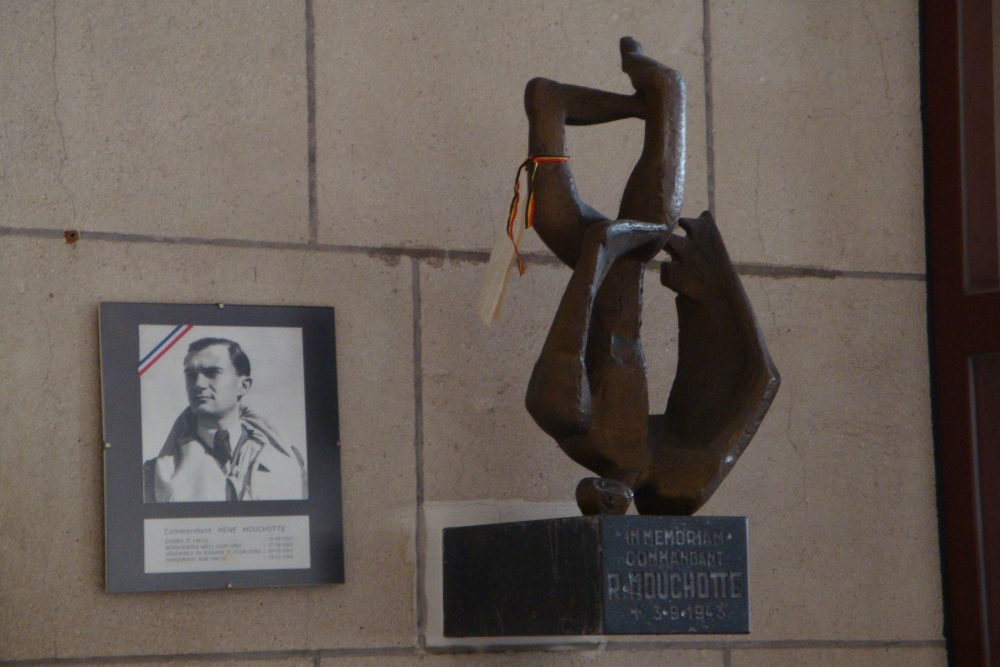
[660, 211, 736, 303]
[636, 209, 780, 514]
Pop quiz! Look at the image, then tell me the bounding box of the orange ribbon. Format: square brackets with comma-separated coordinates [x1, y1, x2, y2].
[506, 155, 570, 275]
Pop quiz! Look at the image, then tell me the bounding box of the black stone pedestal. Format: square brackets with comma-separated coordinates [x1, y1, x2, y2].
[443, 515, 749, 637]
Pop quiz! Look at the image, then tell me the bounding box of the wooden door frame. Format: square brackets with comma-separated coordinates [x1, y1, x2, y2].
[923, 0, 1000, 664]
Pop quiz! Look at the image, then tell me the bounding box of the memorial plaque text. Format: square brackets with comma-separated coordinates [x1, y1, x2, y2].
[602, 516, 749, 633]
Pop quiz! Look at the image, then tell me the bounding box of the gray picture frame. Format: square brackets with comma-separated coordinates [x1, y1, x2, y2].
[100, 302, 344, 593]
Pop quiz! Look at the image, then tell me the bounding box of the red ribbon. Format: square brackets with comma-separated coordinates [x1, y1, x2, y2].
[506, 155, 570, 275]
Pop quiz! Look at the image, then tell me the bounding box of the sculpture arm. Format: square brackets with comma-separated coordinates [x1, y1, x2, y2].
[640, 211, 780, 513]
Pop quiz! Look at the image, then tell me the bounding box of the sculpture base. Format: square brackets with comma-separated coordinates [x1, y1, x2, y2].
[443, 515, 749, 636]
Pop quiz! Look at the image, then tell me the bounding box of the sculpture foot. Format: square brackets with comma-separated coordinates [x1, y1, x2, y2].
[620, 36, 681, 99]
[576, 477, 633, 515]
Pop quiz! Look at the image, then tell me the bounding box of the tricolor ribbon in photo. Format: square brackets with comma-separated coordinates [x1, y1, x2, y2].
[138, 324, 193, 377]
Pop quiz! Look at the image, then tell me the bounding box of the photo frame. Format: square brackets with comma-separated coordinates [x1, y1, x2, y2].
[100, 302, 344, 592]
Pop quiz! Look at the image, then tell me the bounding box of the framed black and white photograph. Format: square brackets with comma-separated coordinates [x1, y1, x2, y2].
[100, 303, 344, 593]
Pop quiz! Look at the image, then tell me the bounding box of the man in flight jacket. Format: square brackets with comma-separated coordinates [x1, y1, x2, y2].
[143, 337, 306, 502]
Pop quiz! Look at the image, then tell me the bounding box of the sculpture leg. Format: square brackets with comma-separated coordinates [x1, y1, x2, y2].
[616, 36, 686, 230]
[525, 41, 683, 460]
[523, 76, 643, 268]
[524, 41, 686, 514]
[522, 75, 648, 443]
[524, 38, 685, 262]
[569, 41, 687, 512]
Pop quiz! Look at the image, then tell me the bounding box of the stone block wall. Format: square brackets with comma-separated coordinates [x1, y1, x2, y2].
[0, 1, 943, 665]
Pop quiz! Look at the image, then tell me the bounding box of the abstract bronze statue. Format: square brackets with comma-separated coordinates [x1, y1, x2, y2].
[514, 37, 779, 516]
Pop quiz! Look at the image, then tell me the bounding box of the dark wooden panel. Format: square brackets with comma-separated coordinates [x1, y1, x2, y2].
[973, 354, 1000, 653]
[924, 0, 1000, 663]
[964, 0, 1000, 292]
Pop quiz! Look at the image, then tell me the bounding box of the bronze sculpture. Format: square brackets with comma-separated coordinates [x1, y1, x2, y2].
[514, 38, 779, 516]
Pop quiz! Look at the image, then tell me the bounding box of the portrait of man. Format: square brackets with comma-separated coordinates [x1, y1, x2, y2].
[101, 304, 340, 591]
[141, 332, 308, 502]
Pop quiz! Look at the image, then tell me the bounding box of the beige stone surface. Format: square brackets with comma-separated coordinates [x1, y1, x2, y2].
[0, 238, 415, 660]
[711, 0, 924, 273]
[731, 646, 947, 667]
[0, 2, 75, 231]
[320, 648, 722, 666]
[112, 659, 314, 667]
[702, 277, 942, 640]
[0, 1, 309, 241]
[421, 260, 579, 501]
[420, 260, 679, 502]
[315, 0, 708, 252]
[420, 257, 940, 640]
